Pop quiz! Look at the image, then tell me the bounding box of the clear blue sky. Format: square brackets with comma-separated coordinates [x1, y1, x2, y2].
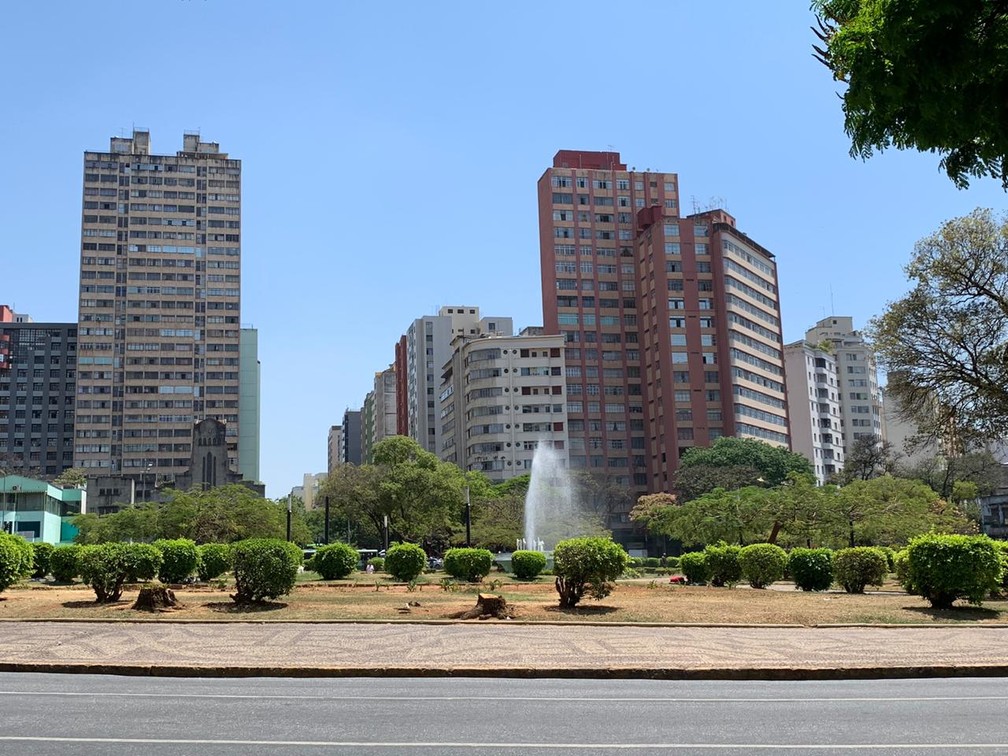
[2, 2, 1004, 498]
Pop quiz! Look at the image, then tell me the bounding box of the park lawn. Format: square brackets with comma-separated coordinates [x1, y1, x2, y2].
[0, 577, 1006, 625]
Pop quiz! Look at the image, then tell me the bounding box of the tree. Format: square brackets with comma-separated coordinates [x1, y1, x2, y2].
[871, 210, 1008, 445]
[833, 436, 900, 484]
[53, 468, 87, 488]
[836, 476, 970, 547]
[672, 463, 762, 502]
[677, 438, 813, 487]
[812, 1, 1008, 188]
[901, 449, 1005, 501]
[638, 486, 779, 548]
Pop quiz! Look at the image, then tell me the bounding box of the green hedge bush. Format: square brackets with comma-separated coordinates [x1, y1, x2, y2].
[0, 534, 33, 592]
[739, 543, 787, 589]
[197, 543, 233, 581]
[128, 543, 163, 581]
[787, 548, 834, 592]
[553, 536, 629, 608]
[678, 551, 709, 584]
[903, 534, 1003, 609]
[833, 547, 888, 594]
[994, 541, 1008, 596]
[444, 548, 494, 582]
[154, 538, 198, 583]
[50, 545, 81, 583]
[232, 538, 303, 603]
[384, 542, 427, 582]
[511, 550, 547, 580]
[704, 543, 742, 587]
[367, 557, 384, 572]
[78, 542, 162, 603]
[312, 542, 359, 580]
[30, 541, 55, 579]
[893, 548, 911, 588]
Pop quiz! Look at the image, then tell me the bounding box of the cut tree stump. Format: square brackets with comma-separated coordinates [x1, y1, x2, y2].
[453, 593, 512, 620]
[132, 583, 178, 611]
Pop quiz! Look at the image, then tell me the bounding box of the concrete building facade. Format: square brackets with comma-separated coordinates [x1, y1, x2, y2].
[340, 409, 362, 466]
[439, 328, 568, 481]
[74, 130, 242, 500]
[538, 150, 789, 510]
[0, 313, 78, 478]
[784, 340, 844, 484]
[327, 425, 343, 476]
[0, 475, 85, 544]
[238, 327, 260, 484]
[394, 306, 512, 455]
[804, 317, 885, 454]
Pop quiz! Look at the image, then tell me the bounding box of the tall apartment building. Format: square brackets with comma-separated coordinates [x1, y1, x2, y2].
[238, 327, 260, 484]
[394, 306, 512, 454]
[339, 409, 362, 465]
[327, 424, 343, 476]
[74, 130, 242, 499]
[538, 150, 788, 503]
[362, 366, 397, 463]
[804, 317, 884, 453]
[784, 340, 844, 484]
[438, 328, 568, 480]
[0, 309, 77, 478]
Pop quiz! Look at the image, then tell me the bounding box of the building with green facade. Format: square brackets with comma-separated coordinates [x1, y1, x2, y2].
[0, 475, 84, 545]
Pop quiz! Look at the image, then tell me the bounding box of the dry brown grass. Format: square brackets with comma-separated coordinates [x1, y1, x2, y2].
[1, 576, 1006, 625]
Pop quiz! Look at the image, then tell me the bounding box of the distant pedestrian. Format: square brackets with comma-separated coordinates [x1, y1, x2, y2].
[366, 563, 375, 575]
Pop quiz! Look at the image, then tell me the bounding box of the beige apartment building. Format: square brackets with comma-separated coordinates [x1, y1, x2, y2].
[804, 316, 885, 454]
[75, 130, 241, 498]
[439, 328, 568, 481]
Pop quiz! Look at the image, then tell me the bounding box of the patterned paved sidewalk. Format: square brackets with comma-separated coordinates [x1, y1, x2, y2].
[1, 622, 1007, 678]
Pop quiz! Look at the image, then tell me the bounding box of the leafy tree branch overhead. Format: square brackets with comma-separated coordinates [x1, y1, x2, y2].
[812, 0, 1008, 188]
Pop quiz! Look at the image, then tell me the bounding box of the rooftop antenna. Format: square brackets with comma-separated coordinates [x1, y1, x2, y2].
[829, 284, 835, 316]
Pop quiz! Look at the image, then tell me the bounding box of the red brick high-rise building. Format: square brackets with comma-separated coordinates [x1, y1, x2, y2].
[538, 150, 789, 547]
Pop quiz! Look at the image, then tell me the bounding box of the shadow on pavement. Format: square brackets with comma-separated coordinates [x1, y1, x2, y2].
[902, 605, 1002, 622]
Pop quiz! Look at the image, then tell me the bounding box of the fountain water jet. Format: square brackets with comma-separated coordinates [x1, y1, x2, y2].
[523, 442, 586, 551]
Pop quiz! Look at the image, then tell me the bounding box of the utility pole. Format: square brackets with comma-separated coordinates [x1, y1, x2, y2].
[286, 494, 292, 542]
[464, 485, 471, 548]
[324, 495, 330, 545]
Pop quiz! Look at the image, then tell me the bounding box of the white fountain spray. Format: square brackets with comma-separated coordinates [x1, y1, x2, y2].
[523, 443, 579, 552]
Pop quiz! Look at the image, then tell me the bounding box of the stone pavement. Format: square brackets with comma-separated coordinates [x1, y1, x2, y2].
[1, 621, 1007, 679]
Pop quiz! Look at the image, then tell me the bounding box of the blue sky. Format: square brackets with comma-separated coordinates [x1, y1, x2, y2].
[2, 2, 1004, 498]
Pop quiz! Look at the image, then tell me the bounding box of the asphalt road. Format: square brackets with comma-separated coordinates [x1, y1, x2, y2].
[1, 673, 1006, 754]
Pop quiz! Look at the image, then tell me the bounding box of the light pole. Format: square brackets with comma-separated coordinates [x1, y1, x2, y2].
[146, 462, 153, 502]
[286, 493, 293, 542]
[464, 485, 471, 548]
[9, 484, 19, 536]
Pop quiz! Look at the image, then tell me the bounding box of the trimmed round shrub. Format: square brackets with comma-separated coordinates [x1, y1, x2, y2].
[232, 538, 303, 603]
[154, 538, 199, 583]
[739, 543, 787, 589]
[552, 540, 628, 608]
[704, 543, 742, 587]
[444, 547, 494, 582]
[78, 542, 162, 603]
[643, 557, 661, 569]
[903, 534, 1003, 609]
[50, 545, 81, 583]
[994, 541, 1008, 596]
[384, 542, 427, 582]
[553, 536, 629, 608]
[788, 548, 834, 592]
[30, 541, 55, 579]
[880, 546, 897, 573]
[313, 542, 359, 580]
[128, 543, 163, 581]
[833, 547, 888, 594]
[893, 549, 911, 588]
[678, 551, 710, 585]
[197, 543, 233, 581]
[367, 557, 384, 572]
[511, 549, 547, 580]
[0, 534, 33, 592]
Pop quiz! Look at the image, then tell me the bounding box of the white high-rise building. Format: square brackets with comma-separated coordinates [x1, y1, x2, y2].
[784, 340, 844, 484]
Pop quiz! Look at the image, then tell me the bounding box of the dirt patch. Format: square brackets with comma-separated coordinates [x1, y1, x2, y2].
[1, 579, 1005, 624]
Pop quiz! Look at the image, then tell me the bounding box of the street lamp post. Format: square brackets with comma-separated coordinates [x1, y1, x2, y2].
[464, 485, 471, 548]
[286, 494, 292, 542]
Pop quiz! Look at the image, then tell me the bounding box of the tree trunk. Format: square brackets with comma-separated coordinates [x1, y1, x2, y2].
[454, 593, 511, 620]
[132, 583, 178, 611]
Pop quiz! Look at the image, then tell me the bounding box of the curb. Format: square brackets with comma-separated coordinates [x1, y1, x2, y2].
[2, 661, 1008, 681]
